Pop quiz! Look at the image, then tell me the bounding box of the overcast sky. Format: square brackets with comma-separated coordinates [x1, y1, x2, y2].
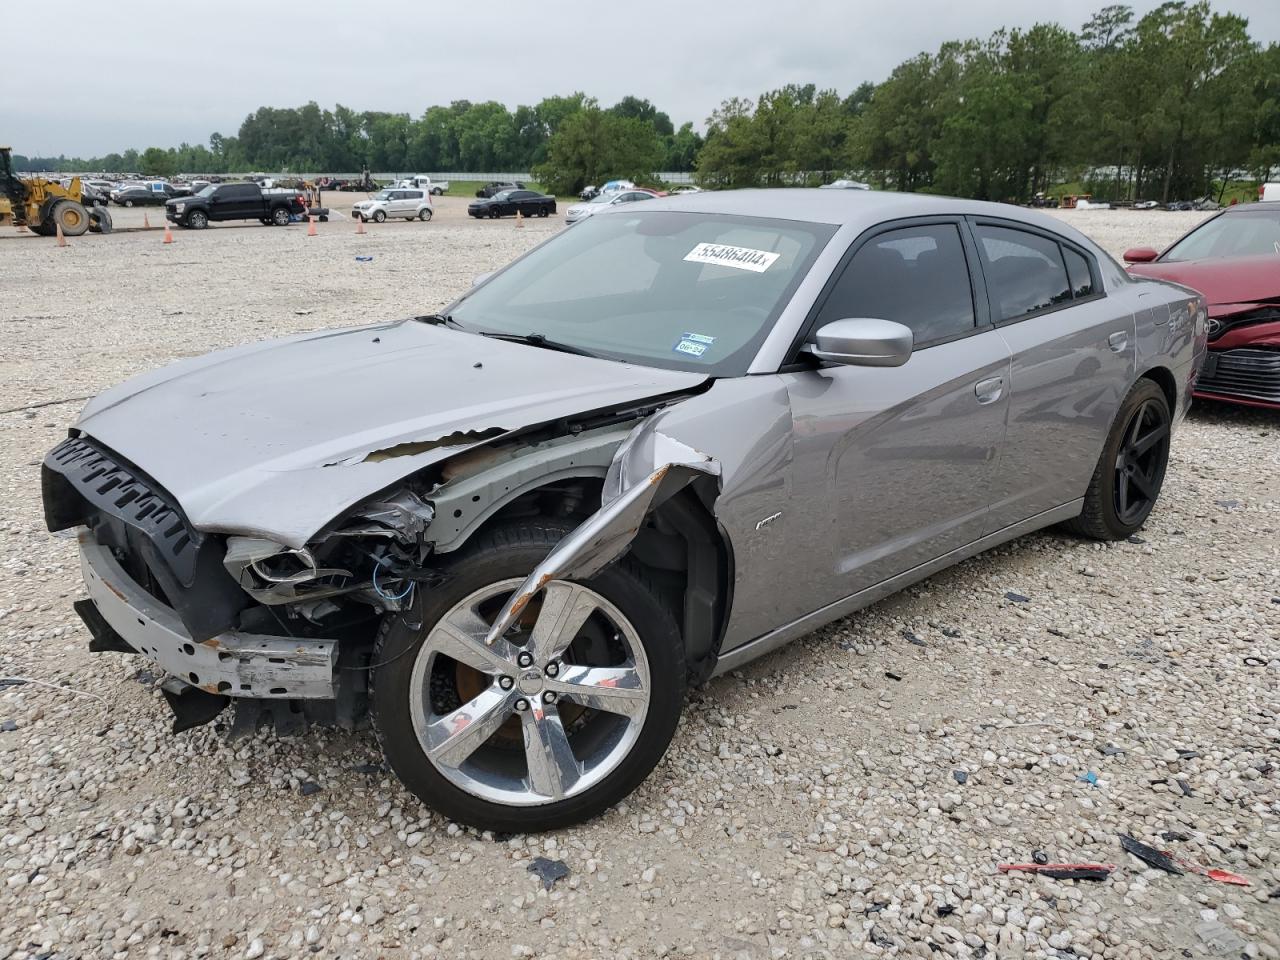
[8, 0, 1279, 157]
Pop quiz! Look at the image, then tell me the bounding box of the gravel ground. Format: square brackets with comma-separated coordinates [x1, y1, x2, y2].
[1, 208, 1277, 960]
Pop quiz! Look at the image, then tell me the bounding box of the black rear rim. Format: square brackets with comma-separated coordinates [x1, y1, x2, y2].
[1114, 398, 1170, 524]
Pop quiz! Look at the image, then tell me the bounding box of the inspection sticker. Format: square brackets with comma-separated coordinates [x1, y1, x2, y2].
[673, 334, 713, 358]
[684, 242, 779, 273]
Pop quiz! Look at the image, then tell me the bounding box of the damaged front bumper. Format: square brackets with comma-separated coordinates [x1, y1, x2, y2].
[77, 527, 339, 700]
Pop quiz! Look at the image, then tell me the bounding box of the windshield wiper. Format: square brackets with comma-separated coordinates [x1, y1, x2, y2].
[480, 331, 600, 359]
[413, 313, 467, 329]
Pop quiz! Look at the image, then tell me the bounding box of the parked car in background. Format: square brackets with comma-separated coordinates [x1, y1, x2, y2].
[671, 185, 702, 195]
[476, 181, 525, 198]
[819, 179, 871, 190]
[45, 190, 1203, 832]
[564, 188, 657, 224]
[393, 176, 448, 196]
[165, 182, 308, 228]
[467, 189, 555, 219]
[1124, 203, 1280, 409]
[63, 179, 109, 207]
[352, 188, 433, 223]
[580, 184, 599, 200]
[111, 185, 169, 207]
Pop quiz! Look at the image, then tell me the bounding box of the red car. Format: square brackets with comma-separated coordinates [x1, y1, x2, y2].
[1124, 204, 1280, 410]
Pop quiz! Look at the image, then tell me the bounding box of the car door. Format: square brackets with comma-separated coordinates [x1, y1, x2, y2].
[781, 217, 1012, 601]
[968, 219, 1136, 531]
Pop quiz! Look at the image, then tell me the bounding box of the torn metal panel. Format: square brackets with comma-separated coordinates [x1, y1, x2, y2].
[71, 319, 707, 548]
[483, 424, 720, 646]
[426, 424, 630, 554]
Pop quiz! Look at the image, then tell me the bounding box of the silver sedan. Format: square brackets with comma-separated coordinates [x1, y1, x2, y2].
[44, 189, 1206, 831]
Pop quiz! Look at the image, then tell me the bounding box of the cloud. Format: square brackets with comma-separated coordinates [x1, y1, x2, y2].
[8, 0, 1279, 155]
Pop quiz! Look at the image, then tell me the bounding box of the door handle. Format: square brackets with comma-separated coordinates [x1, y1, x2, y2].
[975, 376, 1004, 404]
[1108, 331, 1128, 353]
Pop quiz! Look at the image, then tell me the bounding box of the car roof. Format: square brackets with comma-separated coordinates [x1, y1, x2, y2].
[629, 188, 1108, 252]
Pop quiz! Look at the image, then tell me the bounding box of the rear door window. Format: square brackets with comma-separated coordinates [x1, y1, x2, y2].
[974, 225, 1072, 322]
[1062, 246, 1095, 298]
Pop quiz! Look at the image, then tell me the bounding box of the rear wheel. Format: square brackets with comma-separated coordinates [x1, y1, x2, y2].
[539, 205, 550, 217]
[488, 207, 500, 219]
[371, 522, 685, 832]
[271, 206, 292, 226]
[419, 207, 432, 221]
[1067, 379, 1171, 540]
[124, 199, 134, 207]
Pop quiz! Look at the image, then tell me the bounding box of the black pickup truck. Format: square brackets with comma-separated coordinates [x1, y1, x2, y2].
[165, 182, 307, 229]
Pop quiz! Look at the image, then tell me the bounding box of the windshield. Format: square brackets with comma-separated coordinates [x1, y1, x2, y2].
[449, 211, 835, 376]
[195, 185, 216, 198]
[373, 190, 393, 201]
[493, 191, 513, 201]
[1163, 210, 1280, 262]
[587, 193, 615, 204]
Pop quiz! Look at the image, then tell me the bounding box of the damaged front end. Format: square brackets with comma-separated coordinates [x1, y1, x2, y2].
[44, 394, 724, 735]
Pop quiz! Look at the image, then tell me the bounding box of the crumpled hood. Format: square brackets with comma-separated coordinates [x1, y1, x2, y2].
[1128, 255, 1279, 311]
[74, 319, 706, 547]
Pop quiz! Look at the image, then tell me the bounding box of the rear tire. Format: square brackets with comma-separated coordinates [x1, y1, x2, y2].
[1066, 378, 1171, 540]
[271, 206, 291, 226]
[488, 207, 500, 219]
[419, 208, 432, 221]
[539, 205, 549, 217]
[370, 521, 685, 832]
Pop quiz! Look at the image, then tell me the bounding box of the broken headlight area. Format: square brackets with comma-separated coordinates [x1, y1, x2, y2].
[224, 490, 442, 612]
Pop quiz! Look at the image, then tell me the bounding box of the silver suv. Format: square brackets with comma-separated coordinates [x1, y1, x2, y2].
[353, 188, 433, 223]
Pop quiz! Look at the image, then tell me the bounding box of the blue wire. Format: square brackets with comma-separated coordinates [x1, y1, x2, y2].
[371, 555, 413, 601]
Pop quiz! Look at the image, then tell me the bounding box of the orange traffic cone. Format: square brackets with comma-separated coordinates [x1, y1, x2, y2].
[515, 209, 524, 229]
[56, 222, 67, 247]
[144, 211, 151, 229]
[307, 215, 318, 237]
[163, 223, 174, 244]
[355, 216, 365, 235]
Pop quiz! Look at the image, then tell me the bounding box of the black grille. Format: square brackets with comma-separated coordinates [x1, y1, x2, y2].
[1197, 348, 1280, 404]
[44, 436, 203, 582]
[1209, 307, 1280, 342]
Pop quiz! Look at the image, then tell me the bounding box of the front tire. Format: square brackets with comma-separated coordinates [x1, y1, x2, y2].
[1067, 378, 1171, 540]
[51, 200, 91, 236]
[186, 210, 208, 229]
[373, 210, 386, 223]
[371, 522, 685, 833]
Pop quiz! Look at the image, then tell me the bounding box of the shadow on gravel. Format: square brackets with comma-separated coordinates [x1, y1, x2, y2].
[1187, 397, 1280, 428]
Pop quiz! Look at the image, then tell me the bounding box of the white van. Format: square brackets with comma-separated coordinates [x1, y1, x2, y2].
[1260, 183, 1279, 202]
[394, 175, 449, 196]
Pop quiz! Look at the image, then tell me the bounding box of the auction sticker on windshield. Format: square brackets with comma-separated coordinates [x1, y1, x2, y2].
[684, 242, 780, 273]
[674, 332, 715, 358]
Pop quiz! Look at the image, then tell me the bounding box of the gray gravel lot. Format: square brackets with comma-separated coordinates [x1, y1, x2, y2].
[0, 208, 1276, 960]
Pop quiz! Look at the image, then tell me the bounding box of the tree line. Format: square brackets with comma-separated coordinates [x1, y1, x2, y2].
[699, 2, 1279, 201]
[13, 2, 1279, 202]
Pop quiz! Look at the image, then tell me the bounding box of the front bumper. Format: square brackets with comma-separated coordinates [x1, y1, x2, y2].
[1195, 346, 1280, 408]
[77, 528, 339, 700]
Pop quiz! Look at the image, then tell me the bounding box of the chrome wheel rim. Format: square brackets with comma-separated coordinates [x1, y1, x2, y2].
[409, 578, 651, 807]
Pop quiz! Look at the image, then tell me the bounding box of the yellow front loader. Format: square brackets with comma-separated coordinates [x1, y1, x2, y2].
[1, 146, 101, 237]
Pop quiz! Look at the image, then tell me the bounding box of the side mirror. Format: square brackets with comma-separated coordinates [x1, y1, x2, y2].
[472, 272, 493, 288]
[808, 318, 913, 367]
[1123, 247, 1158, 263]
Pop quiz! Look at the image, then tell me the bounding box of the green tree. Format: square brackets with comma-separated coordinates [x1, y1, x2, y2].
[533, 102, 665, 195]
[139, 146, 175, 178]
